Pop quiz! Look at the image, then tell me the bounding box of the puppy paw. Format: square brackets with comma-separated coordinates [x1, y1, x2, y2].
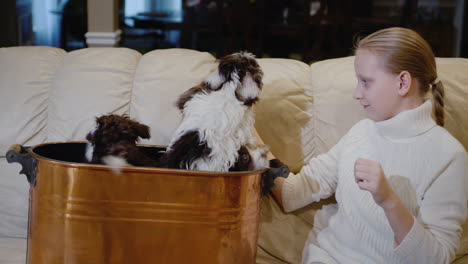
[102, 155, 130, 174]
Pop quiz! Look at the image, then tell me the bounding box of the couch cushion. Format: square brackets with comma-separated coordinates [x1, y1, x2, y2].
[47, 48, 141, 142]
[307, 56, 365, 153]
[436, 58, 468, 151]
[0, 46, 65, 156]
[130, 49, 217, 145]
[0, 237, 26, 264]
[255, 58, 314, 173]
[0, 159, 29, 238]
[436, 58, 468, 259]
[0, 46, 65, 238]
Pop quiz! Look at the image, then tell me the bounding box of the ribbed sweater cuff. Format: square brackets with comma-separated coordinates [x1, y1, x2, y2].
[281, 174, 297, 213]
[393, 216, 424, 258]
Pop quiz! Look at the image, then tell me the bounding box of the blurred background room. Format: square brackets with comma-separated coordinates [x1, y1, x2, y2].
[1, 0, 466, 63]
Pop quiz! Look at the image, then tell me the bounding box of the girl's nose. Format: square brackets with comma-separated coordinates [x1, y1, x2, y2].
[353, 86, 362, 100]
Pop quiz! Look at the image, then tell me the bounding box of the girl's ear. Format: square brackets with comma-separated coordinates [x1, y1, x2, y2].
[397, 71, 412, 96]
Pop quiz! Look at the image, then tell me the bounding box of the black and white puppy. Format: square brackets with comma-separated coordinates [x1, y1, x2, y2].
[85, 114, 158, 170]
[160, 51, 267, 172]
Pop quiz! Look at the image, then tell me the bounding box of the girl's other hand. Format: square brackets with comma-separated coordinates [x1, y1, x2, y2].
[354, 158, 397, 209]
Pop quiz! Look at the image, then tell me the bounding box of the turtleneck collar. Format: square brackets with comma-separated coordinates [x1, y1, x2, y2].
[374, 100, 436, 140]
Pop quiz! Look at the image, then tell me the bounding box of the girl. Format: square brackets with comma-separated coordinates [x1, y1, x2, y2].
[266, 27, 468, 263]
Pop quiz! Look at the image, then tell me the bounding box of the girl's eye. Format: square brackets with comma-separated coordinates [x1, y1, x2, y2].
[361, 79, 368, 87]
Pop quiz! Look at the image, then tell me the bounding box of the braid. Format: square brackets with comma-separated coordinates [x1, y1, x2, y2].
[431, 80, 445, 126]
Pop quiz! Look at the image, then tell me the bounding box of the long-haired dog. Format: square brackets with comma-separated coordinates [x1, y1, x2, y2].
[159, 51, 269, 172]
[85, 114, 158, 170]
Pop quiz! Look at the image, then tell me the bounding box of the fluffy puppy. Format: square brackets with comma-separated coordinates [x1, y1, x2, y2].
[85, 114, 158, 170]
[160, 51, 266, 172]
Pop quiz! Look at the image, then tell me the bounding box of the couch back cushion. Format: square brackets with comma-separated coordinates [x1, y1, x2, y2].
[47, 48, 141, 142]
[0, 47, 65, 238]
[436, 58, 468, 258]
[0, 47, 65, 156]
[255, 58, 314, 173]
[436, 58, 468, 150]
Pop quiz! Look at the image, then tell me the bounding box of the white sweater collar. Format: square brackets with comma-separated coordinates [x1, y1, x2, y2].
[374, 100, 436, 139]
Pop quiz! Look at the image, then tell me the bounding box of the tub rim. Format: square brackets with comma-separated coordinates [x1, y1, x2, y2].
[29, 141, 268, 177]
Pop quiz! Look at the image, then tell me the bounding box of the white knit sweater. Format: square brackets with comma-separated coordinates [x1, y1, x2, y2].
[282, 100, 468, 264]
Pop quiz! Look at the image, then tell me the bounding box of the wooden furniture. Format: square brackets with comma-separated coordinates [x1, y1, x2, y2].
[119, 0, 458, 60]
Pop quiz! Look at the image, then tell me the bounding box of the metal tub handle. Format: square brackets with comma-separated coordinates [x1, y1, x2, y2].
[6, 144, 37, 185]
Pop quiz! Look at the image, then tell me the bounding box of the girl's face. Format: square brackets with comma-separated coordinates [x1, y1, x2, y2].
[353, 49, 402, 122]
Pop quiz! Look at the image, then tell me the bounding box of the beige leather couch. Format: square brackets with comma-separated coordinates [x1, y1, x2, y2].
[0, 46, 467, 263]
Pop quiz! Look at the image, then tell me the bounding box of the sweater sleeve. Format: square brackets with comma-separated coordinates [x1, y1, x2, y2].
[281, 138, 342, 213]
[393, 150, 468, 264]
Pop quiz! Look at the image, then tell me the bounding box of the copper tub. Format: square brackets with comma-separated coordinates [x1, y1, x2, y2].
[6, 142, 265, 264]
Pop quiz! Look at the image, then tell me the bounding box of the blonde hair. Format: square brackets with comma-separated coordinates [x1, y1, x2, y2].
[355, 27, 445, 126]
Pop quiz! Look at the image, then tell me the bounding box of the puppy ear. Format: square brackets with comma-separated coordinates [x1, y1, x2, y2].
[96, 115, 106, 126]
[134, 124, 150, 139]
[86, 132, 93, 142]
[219, 58, 241, 86]
[218, 60, 237, 80]
[86, 121, 99, 143]
[204, 68, 225, 90]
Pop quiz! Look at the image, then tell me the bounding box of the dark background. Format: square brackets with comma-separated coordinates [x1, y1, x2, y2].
[1, 0, 466, 62]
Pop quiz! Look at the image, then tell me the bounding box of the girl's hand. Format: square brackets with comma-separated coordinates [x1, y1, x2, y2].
[354, 158, 396, 209]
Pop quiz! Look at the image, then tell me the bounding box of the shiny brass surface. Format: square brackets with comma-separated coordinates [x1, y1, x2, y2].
[27, 143, 263, 264]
